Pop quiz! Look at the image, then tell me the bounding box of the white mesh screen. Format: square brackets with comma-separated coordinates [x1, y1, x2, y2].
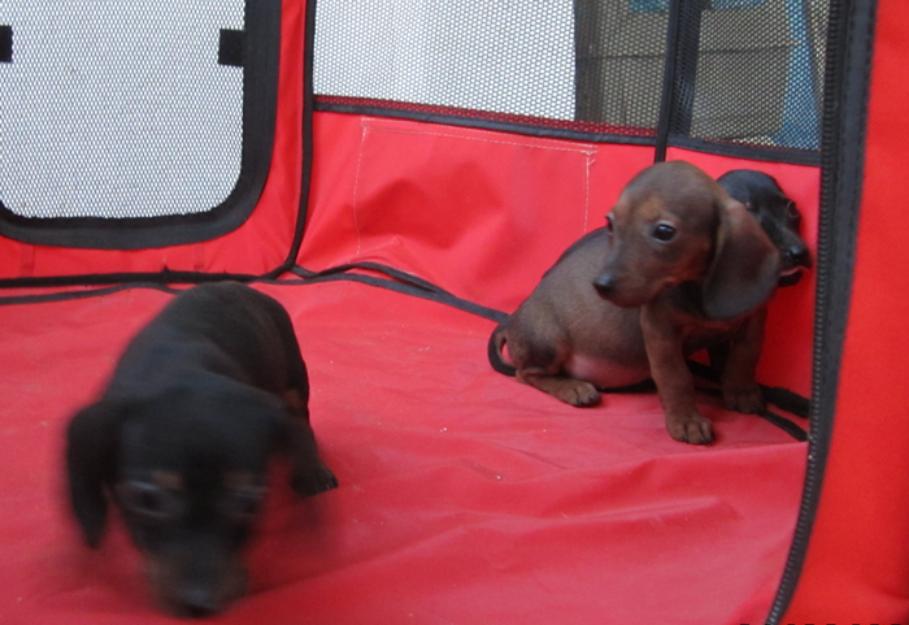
[0, 1, 245, 219]
[313, 0, 576, 120]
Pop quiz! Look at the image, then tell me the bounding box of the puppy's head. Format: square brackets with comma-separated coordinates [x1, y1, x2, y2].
[66, 386, 289, 617]
[718, 169, 812, 286]
[594, 161, 781, 319]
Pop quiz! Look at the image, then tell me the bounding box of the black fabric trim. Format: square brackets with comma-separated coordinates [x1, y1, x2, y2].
[297, 260, 454, 298]
[276, 0, 318, 275]
[0, 25, 11, 63]
[0, 1, 281, 249]
[654, 0, 685, 162]
[290, 263, 508, 322]
[218, 29, 244, 67]
[665, 1, 706, 144]
[0, 283, 179, 306]
[767, 2, 877, 622]
[668, 135, 821, 166]
[0, 270, 262, 290]
[313, 101, 656, 147]
[654, 0, 707, 162]
[0, 277, 330, 307]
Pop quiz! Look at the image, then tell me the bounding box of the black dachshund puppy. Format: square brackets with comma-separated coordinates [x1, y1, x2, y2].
[717, 169, 812, 286]
[65, 282, 337, 617]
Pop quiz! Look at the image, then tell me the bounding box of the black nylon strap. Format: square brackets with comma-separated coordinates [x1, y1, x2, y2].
[292, 263, 508, 322]
[218, 28, 244, 67]
[0, 25, 12, 63]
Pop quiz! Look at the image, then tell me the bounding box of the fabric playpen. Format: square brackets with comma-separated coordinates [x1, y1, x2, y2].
[0, 1, 905, 623]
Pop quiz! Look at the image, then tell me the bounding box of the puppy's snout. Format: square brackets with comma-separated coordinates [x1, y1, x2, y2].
[785, 244, 812, 268]
[593, 274, 617, 297]
[178, 585, 222, 618]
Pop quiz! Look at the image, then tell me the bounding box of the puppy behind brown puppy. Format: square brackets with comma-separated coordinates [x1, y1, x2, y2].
[65, 282, 338, 616]
[489, 161, 796, 444]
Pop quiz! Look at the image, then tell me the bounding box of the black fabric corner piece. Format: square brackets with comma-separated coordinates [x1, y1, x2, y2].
[218, 28, 244, 67]
[0, 25, 12, 63]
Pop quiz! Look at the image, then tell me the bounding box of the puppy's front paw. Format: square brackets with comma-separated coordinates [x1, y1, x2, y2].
[723, 384, 764, 414]
[556, 380, 601, 407]
[666, 411, 714, 445]
[292, 462, 338, 497]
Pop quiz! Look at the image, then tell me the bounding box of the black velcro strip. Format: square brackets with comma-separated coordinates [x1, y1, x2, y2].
[218, 28, 244, 67]
[0, 26, 12, 63]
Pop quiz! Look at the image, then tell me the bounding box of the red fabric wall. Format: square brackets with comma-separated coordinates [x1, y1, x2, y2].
[783, 0, 909, 621]
[12, 0, 901, 619]
[300, 114, 819, 396]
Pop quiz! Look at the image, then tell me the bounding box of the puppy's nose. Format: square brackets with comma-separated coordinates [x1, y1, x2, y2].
[593, 274, 617, 297]
[179, 586, 221, 618]
[785, 244, 811, 268]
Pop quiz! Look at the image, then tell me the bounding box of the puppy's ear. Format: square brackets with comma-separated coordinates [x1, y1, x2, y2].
[65, 401, 123, 548]
[702, 197, 780, 320]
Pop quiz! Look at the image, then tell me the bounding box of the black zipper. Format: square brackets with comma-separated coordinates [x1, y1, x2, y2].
[766, 1, 877, 622]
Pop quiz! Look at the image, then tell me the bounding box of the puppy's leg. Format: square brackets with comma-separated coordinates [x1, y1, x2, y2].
[279, 332, 338, 496]
[642, 307, 713, 444]
[289, 420, 339, 496]
[720, 308, 766, 414]
[517, 368, 601, 407]
[507, 325, 600, 407]
[283, 388, 338, 496]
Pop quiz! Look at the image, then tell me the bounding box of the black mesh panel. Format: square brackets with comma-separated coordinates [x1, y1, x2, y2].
[669, 0, 828, 153]
[574, 1, 669, 132]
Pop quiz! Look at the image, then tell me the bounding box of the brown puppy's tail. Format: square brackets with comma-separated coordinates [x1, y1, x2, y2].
[487, 325, 516, 377]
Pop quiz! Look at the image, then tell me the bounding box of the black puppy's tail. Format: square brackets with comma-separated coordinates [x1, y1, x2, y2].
[487, 325, 516, 377]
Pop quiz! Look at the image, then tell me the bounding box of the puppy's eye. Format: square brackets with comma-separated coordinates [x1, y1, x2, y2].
[224, 486, 267, 522]
[786, 203, 801, 225]
[117, 480, 182, 521]
[652, 223, 677, 242]
[605, 214, 615, 232]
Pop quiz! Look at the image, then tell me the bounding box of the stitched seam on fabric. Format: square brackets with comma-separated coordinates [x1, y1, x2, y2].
[363, 118, 597, 156]
[583, 152, 593, 232]
[350, 122, 370, 260]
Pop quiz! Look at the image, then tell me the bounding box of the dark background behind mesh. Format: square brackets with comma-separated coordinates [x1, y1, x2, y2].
[668, 0, 828, 153]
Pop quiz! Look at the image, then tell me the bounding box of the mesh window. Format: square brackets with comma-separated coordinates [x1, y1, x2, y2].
[315, 0, 828, 158]
[668, 0, 828, 153]
[314, 1, 669, 140]
[0, 0, 280, 247]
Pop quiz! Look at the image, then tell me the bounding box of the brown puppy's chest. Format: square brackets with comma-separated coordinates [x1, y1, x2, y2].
[678, 315, 747, 355]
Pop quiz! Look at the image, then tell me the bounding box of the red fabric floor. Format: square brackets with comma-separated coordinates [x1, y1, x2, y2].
[0, 280, 805, 625]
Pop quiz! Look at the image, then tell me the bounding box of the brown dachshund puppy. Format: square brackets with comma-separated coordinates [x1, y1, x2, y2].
[489, 161, 795, 444]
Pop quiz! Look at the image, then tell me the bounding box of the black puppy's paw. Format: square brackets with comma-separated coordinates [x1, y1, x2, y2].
[723, 384, 765, 414]
[292, 462, 339, 497]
